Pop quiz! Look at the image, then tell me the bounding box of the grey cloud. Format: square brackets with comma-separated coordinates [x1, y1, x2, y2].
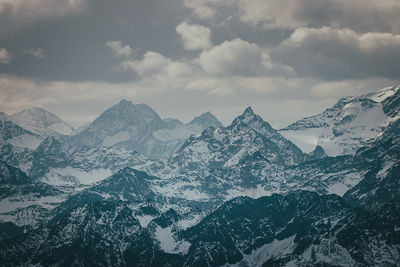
[0, 0, 85, 36]
[183, 0, 236, 19]
[271, 27, 400, 80]
[0, 0, 84, 21]
[0, 0, 187, 82]
[185, 0, 400, 34]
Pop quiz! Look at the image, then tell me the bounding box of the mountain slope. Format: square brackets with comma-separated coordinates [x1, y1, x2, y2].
[0, 160, 31, 185]
[2, 190, 398, 266]
[0, 120, 41, 150]
[180, 191, 400, 266]
[280, 85, 400, 156]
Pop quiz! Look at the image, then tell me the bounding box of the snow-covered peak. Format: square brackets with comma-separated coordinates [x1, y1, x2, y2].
[11, 107, 74, 136]
[280, 85, 400, 156]
[189, 111, 222, 129]
[93, 100, 163, 129]
[12, 107, 63, 128]
[366, 85, 399, 103]
[172, 107, 305, 170]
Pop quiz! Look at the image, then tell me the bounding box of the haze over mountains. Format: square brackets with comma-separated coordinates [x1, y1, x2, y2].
[0, 85, 400, 266]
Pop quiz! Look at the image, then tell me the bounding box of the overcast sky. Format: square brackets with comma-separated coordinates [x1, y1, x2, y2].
[0, 0, 399, 128]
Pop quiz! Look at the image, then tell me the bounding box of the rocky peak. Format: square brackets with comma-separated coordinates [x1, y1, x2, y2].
[243, 106, 254, 116]
[230, 106, 274, 134]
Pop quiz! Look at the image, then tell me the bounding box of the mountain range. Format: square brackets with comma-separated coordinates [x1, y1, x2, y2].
[0, 86, 399, 266]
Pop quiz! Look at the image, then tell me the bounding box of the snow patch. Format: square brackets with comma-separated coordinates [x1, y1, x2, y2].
[153, 124, 201, 142]
[8, 134, 41, 150]
[298, 241, 354, 266]
[42, 167, 112, 185]
[368, 86, 398, 102]
[225, 185, 274, 200]
[102, 131, 130, 147]
[0, 196, 64, 214]
[279, 129, 320, 154]
[154, 226, 191, 254]
[47, 122, 74, 135]
[136, 214, 156, 228]
[231, 235, 296, 267]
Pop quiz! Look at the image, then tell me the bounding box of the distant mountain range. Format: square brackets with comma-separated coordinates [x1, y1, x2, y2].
[0, 86, 399, 266]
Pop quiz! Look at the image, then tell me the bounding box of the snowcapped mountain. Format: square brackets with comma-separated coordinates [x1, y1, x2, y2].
[280, 85, 400, 156]
[1, 86, 400, 265]
[72, 99, 222, 159]
[171, 106, 305, 174]
[11, 107, 74, 136]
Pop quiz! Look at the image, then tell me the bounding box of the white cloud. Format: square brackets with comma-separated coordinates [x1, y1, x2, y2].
[105, 41, 132, 58]
[24, 48, 45, 59]
[0, 48, 12, 64]
[121, 51, 170, 76]
[176, 22, 212, 51]
[199, 38, 264, 76]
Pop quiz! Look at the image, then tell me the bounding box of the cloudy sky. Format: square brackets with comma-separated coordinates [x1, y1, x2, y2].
[0, 0, 399, 128]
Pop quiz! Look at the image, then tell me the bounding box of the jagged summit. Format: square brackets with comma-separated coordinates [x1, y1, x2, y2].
[230, 106, 273, 131]
[243, 106, 254, 116]
[172, 105, 306, 169]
